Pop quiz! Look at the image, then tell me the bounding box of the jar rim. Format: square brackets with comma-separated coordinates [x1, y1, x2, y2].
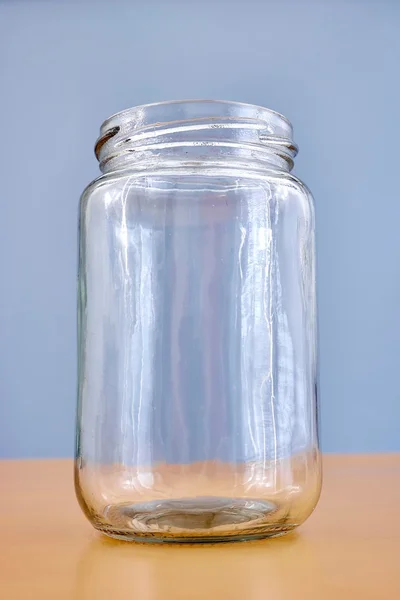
[100, 99, 293, 133]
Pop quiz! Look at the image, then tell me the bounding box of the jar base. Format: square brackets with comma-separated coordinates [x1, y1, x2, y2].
[94, 496, 297, 543]
[97, 528, 295, 544]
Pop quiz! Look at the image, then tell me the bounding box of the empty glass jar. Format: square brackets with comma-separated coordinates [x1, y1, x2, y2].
[75, 100, 321, 542]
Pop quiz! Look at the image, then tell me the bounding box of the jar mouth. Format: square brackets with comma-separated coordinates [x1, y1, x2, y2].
[95, 99, 298, 173]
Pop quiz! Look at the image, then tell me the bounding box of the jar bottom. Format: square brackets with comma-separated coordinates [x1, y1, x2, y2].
[94, 497, 297, 543]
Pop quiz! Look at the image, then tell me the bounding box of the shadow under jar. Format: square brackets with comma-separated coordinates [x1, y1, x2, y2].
[75, 100, 321, 543]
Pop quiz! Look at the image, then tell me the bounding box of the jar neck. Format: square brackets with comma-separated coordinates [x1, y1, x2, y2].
[95, 100, 298, 174]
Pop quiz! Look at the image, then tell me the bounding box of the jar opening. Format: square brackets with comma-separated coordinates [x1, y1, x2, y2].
[95, 100, 298, 173]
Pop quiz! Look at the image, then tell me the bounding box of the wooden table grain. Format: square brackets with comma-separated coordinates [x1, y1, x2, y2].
[1, 455, 399, 599]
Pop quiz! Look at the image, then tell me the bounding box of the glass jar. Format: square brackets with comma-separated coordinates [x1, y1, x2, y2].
[75, 100, 321, 543]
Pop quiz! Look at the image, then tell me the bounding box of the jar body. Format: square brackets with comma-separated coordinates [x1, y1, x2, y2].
[76, 102, 321, 542]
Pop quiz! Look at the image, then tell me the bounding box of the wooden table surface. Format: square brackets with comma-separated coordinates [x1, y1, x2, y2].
[1, 455, 399, 599]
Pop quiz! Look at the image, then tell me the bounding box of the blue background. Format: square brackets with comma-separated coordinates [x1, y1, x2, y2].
[1, 0, 399, 458]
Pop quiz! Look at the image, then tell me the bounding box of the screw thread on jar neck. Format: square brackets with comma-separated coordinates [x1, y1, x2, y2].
[95, 100, 298, 174]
